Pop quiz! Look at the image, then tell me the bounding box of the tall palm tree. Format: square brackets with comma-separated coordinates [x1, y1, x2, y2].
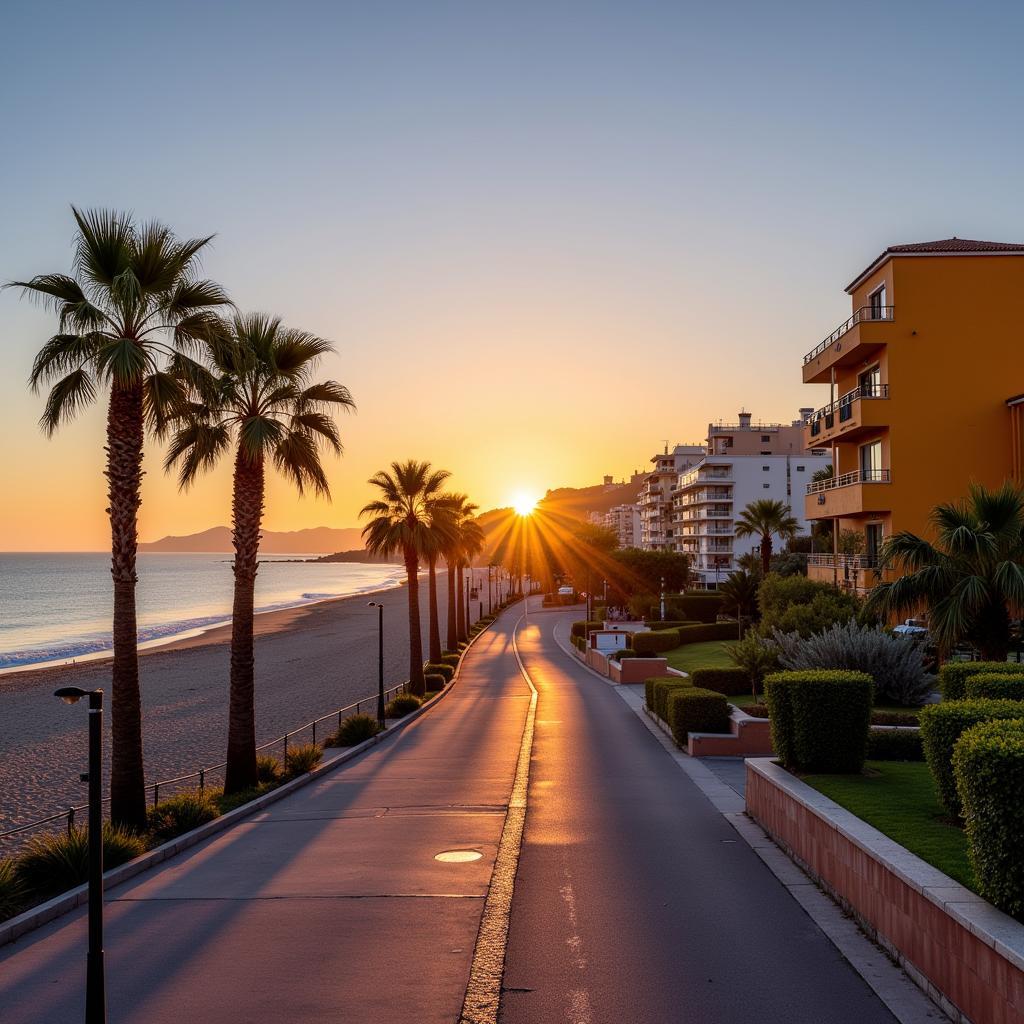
[165, 313, 353, 793]
[424, 497, 462, 664]
[442, 496, 478, 651]
[361, 461, 453, 695]
[735, 499, 799, 576]
[866, 482, 1024, 661]
[12, 208, 229, 828]
[455, 515, 486, 642]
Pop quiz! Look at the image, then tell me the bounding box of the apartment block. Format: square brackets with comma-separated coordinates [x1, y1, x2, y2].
[638, 444, 705, 550]
[801, 238, 1024, 591]
[604, 503, 641, 549]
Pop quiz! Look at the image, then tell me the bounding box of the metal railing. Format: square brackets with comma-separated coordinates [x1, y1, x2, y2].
[808, 384, 890, 434]
[806, 467, 891, 493]
[803, 305, 895, 364]
[807, 553, 880, 569]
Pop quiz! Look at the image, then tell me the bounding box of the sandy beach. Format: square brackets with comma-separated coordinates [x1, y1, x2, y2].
[0, 567, 499, 832]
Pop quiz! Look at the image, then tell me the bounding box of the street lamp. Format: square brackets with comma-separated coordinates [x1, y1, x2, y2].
[367, 603, 385, 727]
[54, 686, 106, 1024]
[660, 576, 666, 622]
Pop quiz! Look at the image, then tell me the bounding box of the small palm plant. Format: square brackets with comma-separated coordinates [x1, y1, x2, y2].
[361, 462, 456, 695]
[735, 499, 799, 576]
[11, 208, 230, 828]
[165, 313, 353, 793]
[865, 482, 1024, 661]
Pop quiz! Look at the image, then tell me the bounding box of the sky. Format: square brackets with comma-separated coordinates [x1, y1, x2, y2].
[2, 0, 1023, 550]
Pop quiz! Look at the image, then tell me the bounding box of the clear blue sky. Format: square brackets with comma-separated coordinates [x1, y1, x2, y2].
[2, 0, 1022, 548]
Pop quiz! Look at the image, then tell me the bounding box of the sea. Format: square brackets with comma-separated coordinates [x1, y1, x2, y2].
[0, 552, 406, 672]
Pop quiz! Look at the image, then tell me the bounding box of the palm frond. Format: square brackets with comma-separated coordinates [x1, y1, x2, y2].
[39, 369, 96, 434]
[29, 333, 103, 389]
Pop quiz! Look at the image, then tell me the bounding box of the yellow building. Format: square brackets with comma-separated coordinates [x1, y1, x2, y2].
[801, 238, 1024, 591]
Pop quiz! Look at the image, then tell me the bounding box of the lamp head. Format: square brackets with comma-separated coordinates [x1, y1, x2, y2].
[54, 686, 94, 705]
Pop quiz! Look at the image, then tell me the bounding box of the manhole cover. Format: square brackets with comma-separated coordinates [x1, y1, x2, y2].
[434, 849, 483, 863]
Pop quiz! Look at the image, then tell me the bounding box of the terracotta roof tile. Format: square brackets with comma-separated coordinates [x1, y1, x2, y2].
[846, 237, 1024, 291]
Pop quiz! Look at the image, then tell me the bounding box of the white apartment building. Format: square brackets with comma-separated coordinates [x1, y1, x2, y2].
[604, 504, 642, 548]
[638, 444, 706, 550]
[672, 411, 830, 585]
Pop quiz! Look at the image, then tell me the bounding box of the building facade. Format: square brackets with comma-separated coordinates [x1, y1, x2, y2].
[604, 503, 641, 549]
[638, 445, 706, 550]
[801, 238, 1024, 592]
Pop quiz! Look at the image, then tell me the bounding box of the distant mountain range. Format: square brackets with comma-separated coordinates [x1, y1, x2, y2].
[140, 526, 365, 554]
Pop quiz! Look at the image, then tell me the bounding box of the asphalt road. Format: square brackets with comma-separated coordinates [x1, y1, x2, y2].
[499, 606, 896, 1024]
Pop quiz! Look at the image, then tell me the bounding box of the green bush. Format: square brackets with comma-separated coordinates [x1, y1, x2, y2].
[147, 789, 220, 843]
[675, 622, 737, 645]
[409, 675, 426, 697]
[647, 676, 693, 720]
[632, 629, 681, 654]
[0, 858, 27, 922]
[424, 672, 446, 692]
[644, 619, 690, 630]
[726, 633, 780, 697]
[954, 718, 1024, 918]
[758, 574, 860, 637]
[284, 742, 323, 778]
[866, 728, 924, 761]
[424, 662, 455, 682]
[938, 660, 1024, 700]
[571, 620, 604, 639]
[256, 754, 282, 784]
[327, 713, 381, 747]
[689, 667, 752, 696]
[919, 699, 1024, 816]
[963, 672, 1024, 702]
[440, 653, 461, 668]
[386, 693, 422, 718]
[673, 593, 724, 623]
[871, 710, 920, 727]
[764, 670, 873, 772]
[18, 825, 147, 899]
[612, 647, 638, 661]
[667, 687, 731, 744]
[745, 703, 770, 718]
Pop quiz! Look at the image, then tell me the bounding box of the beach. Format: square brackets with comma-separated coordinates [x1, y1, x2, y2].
[0, 567, 497, 832]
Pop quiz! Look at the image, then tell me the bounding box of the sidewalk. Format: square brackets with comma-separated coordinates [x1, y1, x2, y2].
[0, 611, 531, 1024]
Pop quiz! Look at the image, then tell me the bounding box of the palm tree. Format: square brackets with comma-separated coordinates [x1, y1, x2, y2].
[165, 313, 353, 793]
[865, 482, 1024, 661]
[717, 570, 759, 621]
[12, 208, 229, 828]
[424, 497, 462, 664]
[361, 462, 453, 695]
[455, 516, 486, 642]
[735, 499, 799, 576]
[441, 496, 478, 651]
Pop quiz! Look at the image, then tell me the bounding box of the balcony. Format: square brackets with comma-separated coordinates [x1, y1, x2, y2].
[805, 468, 891, 519]
[805, 384, 890, 445]
[802, 305, 894, 384]
[806, 554, 895, 589]
[681, 488, 733, 506]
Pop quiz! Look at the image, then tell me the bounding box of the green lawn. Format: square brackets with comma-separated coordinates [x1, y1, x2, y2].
[663, 640, 733, 673]
[803, 761, 975, 891]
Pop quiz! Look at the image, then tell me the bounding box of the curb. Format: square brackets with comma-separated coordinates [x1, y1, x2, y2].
[0, 603, 508, 949]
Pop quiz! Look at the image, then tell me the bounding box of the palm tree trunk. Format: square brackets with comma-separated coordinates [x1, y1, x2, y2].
[427, 555, 442, 663]
[446, 561, 458, 652]
[456, 562, 467, 642]
[406, 546, 425, 695]
[224, 447, 264, 795]
[106, 383, 147, 830]
[761, 535, 772, 576]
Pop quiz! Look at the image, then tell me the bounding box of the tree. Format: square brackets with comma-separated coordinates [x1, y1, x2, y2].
[424, 496, 462, 663]
[13, 208, 230, 828]
[865, 482, 1024, 661]
[811, 464, 835, 484]
[606, 548, 690, 597]
[717, 570, 759, 620]
[361, 461, 453, 695]
[735, 499, 799, 576]
[455, 515, 485, 642]
[166, 313, 353, 793]
[758, 573, 860, 637]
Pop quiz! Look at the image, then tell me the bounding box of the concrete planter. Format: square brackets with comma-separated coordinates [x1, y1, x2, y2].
[746, 758, 1024, 1024]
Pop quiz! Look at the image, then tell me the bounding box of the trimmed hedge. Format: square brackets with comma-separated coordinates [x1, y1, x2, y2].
[633, 629, 681, 655]
[919, 698, 1024, 816]
[645, 619, 690, 630]
[571, 620, 604, 639]
[440, 653, 461, 668]
[675, 622, 737, 646]
[866, 728, 924, 762]
[667, 687, 731, 745]
[425, 662, 455, 682]
[689, 667, 753, 697]
[764, 670, 873, 773]
[964, 673, 1024, 702]
[953, 718, 1024, 918]
[871, 710, 920, 727]
[424, 672, 446, 692]
[674, 593, 724, 623]
[613, 647, 639, 661]
[939, 660, 1024, 700]
[647, 676, 693, 721]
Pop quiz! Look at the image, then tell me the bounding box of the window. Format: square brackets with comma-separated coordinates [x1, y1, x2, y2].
[860, 440, 883, 480]
[868, 284, 887, 318]
[859, 364, 881, 397]
[762, 465, 770, 471]
[763, 483, 770, 489]
[760, 450, 771, 455]
[796, 465, 805, 472]
[761, 435, 771, 442]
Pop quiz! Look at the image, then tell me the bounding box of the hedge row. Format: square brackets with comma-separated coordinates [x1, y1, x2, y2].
[866, 728, 924, 761]
[672, 593, 724, 624]
[964, 673, 1024, 701]
[919, 698, 1024, 816]
[633, 630, 682, 655]
[675, 622, 737, 645]
[647, 676, 694, 721]
[938, 661, 1024, 700]
[667, 687, 731, 744]
[688, 667, 753, 697]
[765, 670, 873, 773]
[953, 718, 1024, 918]
[424, 662, 454, 682]
[571, 620, 604, 639]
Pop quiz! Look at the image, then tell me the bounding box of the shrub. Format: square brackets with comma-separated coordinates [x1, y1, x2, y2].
[284, 743, 323, 778]
[770, 620, 934, 706]
[571, 620, 604, 639]
[644, 619, 689, 630]
[147, 789, 220, 843]
[424, 672, 446, 692]
[409, 676, 426, 697]
[953, 718, 1024, 918]
[938, 660, 1024, 700]
[745, 703, 770, 718]
[18, 825, 147, 899]
[667, 687, 731, 744]
[424, 662, 455, 682]
[440, 653, 461, 668]
[871, 710, 920, 727]
[327, 713, 381, 747]
[689, 667, 753, 697]
[675, 622, 737, 645]
[963, 672, 1024, 702]
[627, 593, 657, 620]
[726, 633, 780, 698]
[0, 858, 27, 921]
[919, 699, 1024, 816]
[758, 574, 859, 637]
[764, 670, 873, 773]
[632, 629, 681, 655]
[612, 647, 638, 661]
[256, 754, 283, 784]
[385, 693, 422, 718]
[866, 728, 924, 761]
[647, 676, 693, 721]
[673, 593, 724, 623]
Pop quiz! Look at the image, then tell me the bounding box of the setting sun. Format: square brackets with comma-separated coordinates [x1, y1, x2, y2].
[512, 492, 539, 516]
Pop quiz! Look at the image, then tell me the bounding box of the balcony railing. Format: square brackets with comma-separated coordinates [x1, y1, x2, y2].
[806, 468, 891, 494]
[803, 305, 895, 365]
[808, 384, 889, 435]
[808, 553, 880, 570]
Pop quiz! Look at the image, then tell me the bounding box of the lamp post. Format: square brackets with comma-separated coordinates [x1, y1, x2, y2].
[367, 602, 385, 727]
[660, 576, 666, 622]
[54, 686, 106, 1024]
